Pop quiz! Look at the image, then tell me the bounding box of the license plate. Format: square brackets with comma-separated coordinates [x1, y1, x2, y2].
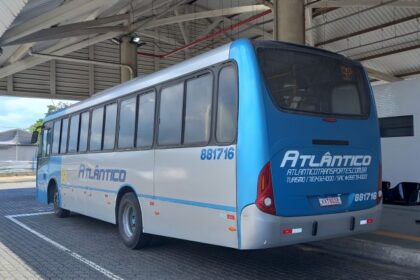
[319, 196, 342, 206]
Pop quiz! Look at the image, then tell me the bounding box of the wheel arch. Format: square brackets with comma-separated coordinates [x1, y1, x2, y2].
[115, 185, 138, 225]
[47, 178, 58, 204]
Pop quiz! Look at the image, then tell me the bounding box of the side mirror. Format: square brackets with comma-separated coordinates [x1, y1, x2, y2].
[31, 131, 39, 144]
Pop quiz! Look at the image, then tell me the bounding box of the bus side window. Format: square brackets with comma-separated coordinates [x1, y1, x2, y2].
[68, 114, 80, 153]
[103, 103, 117, 150]
[158, 84, 184, 146]
[216, 66, 238, 143]
[41, 128, 50, 157]
[79, 112, 90, 152]
[60, 118, 69, 154]
[137, 91, 155, 148]
[90, 107, 104, 151]
[184, 74, 213, 145]
[118, 97, 136, 149]
[51, 120, 61, 155]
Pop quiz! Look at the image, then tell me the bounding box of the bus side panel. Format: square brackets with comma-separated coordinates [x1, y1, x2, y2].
[153, 146, 238, 248]
[229, 39, 270, 234]
[36, 160, 49, 204]
[60, 151, 154, 224]
[36, 156, 62, 205]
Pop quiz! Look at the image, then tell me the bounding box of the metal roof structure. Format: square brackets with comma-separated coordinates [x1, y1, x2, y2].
[0, 0, 419, 100]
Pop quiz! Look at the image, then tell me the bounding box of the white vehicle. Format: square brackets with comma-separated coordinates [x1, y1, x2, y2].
[373, 79, 420, 204]
[34, 39, 382, 250]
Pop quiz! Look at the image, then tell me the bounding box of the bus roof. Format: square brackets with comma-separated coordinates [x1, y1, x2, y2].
[44, 41, 232, 122]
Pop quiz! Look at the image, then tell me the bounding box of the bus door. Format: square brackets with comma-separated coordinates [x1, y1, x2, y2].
[36, 123, 52, 203]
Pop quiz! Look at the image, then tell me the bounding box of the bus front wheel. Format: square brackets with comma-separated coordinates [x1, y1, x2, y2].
[118, 192, 151, 249]
[52, 186, 70, 218]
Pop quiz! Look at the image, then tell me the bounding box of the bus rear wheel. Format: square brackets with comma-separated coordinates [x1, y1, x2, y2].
[52, 186, 70, 218]
[118, 192, 151, 249]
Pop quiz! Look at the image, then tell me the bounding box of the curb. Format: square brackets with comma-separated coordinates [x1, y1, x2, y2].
[0, 177, 35, 184]
[310, 237, 420, 269]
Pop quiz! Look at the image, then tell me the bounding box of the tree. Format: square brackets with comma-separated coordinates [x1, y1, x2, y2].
[28, 102, 71, 141]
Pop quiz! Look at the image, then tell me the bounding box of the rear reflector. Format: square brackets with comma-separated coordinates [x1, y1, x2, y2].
[360, 218, 374, 225]
[283, 229, 292, 235]
[282, 228, 302, 235]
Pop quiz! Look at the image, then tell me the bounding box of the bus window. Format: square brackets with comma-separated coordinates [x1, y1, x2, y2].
[216, 66, 238, 143]
[118, 97, 136, 149]
[79, 112, 90, 152]
[137, 91, 155, 148]
[184, 74, 213, 145]
[158, 83, 183, 146]
[51, 120, 61, 155]
[90, 107, 104, 151]
[257, 48, 370, 117]
[41, 126, 51, 157]
[103, 103, 117, 150]
[60, 118, 69, 154]
[68, 114, 80, 152]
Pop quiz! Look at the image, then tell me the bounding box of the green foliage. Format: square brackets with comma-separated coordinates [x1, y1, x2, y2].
[27, 101, 71, 143]
[47, 102, 70, 114]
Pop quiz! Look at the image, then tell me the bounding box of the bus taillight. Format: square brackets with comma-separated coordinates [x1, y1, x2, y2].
[256, 162, 276, 215]
[377, 162, 383, 204]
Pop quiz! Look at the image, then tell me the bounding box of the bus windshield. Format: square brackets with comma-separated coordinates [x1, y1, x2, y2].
[257, 47, 370, 118]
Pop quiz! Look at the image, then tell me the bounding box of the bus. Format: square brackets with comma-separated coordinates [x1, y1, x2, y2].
[374, 79, 420, 205]
[34, 39, 382, 250]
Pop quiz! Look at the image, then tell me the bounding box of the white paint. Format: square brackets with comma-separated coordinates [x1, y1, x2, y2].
[292, 228, 303, 234]
[5, 212, 124, 280]
[373, 79, 420, 188]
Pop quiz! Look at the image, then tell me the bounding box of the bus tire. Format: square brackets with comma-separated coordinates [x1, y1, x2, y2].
[118, 192, 151, 249]
[52, 185, 70, 218]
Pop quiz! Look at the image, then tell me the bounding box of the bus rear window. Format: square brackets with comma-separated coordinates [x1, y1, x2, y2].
[257, 48, 370, 117]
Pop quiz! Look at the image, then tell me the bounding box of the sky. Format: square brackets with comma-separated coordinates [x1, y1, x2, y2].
[0, 96, 77, 131]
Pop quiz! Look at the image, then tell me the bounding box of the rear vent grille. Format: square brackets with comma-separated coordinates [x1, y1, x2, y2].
[312, 139, 349, 146]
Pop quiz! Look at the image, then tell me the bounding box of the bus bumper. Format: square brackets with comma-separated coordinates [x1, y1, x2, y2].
[239, 203, 382, 250]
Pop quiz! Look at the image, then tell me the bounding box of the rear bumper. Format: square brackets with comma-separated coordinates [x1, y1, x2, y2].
[239, 203, 382, 249]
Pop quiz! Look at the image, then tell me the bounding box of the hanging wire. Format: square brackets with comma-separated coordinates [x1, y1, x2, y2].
[358, 0, 361, 49]
[393, 3, 397, 40]
[321, 1, 327, 49]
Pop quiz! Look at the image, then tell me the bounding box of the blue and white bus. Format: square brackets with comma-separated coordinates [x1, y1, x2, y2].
[35, 39, 382, 250]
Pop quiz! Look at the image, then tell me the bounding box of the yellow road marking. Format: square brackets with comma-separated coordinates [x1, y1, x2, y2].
[374, 230, 420, 242]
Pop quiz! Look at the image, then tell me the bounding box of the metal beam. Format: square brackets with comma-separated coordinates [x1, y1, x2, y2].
[307, 0, 398, 31]
[137, 31, 183, 46]
[307, 0, 420, 8]
[0, 0, 109, 45]
[174, 8, 191, 58]
[356, 43, 420, 61]
[3, 26, 127, 46]
[0, 89, 87, 100]
[29, 51, 134, 79]
[0, 31, 123, 79]
[131, 0, 191, 31]
[139, 5, 271, 30]
[365, 67, 403, 82]
[192, 4, 272, 39]
[396, 69, 420, 78]
[257, 0, 274, 9]
[315, 13, 420, 46]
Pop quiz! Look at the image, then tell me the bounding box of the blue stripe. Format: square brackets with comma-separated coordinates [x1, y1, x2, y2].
[60, 183, 235, 212]
[62, 184, 118, 193]
[139, 194, 236, 212]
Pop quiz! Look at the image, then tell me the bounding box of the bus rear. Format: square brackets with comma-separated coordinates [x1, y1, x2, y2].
[232, 40, 382, 249]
